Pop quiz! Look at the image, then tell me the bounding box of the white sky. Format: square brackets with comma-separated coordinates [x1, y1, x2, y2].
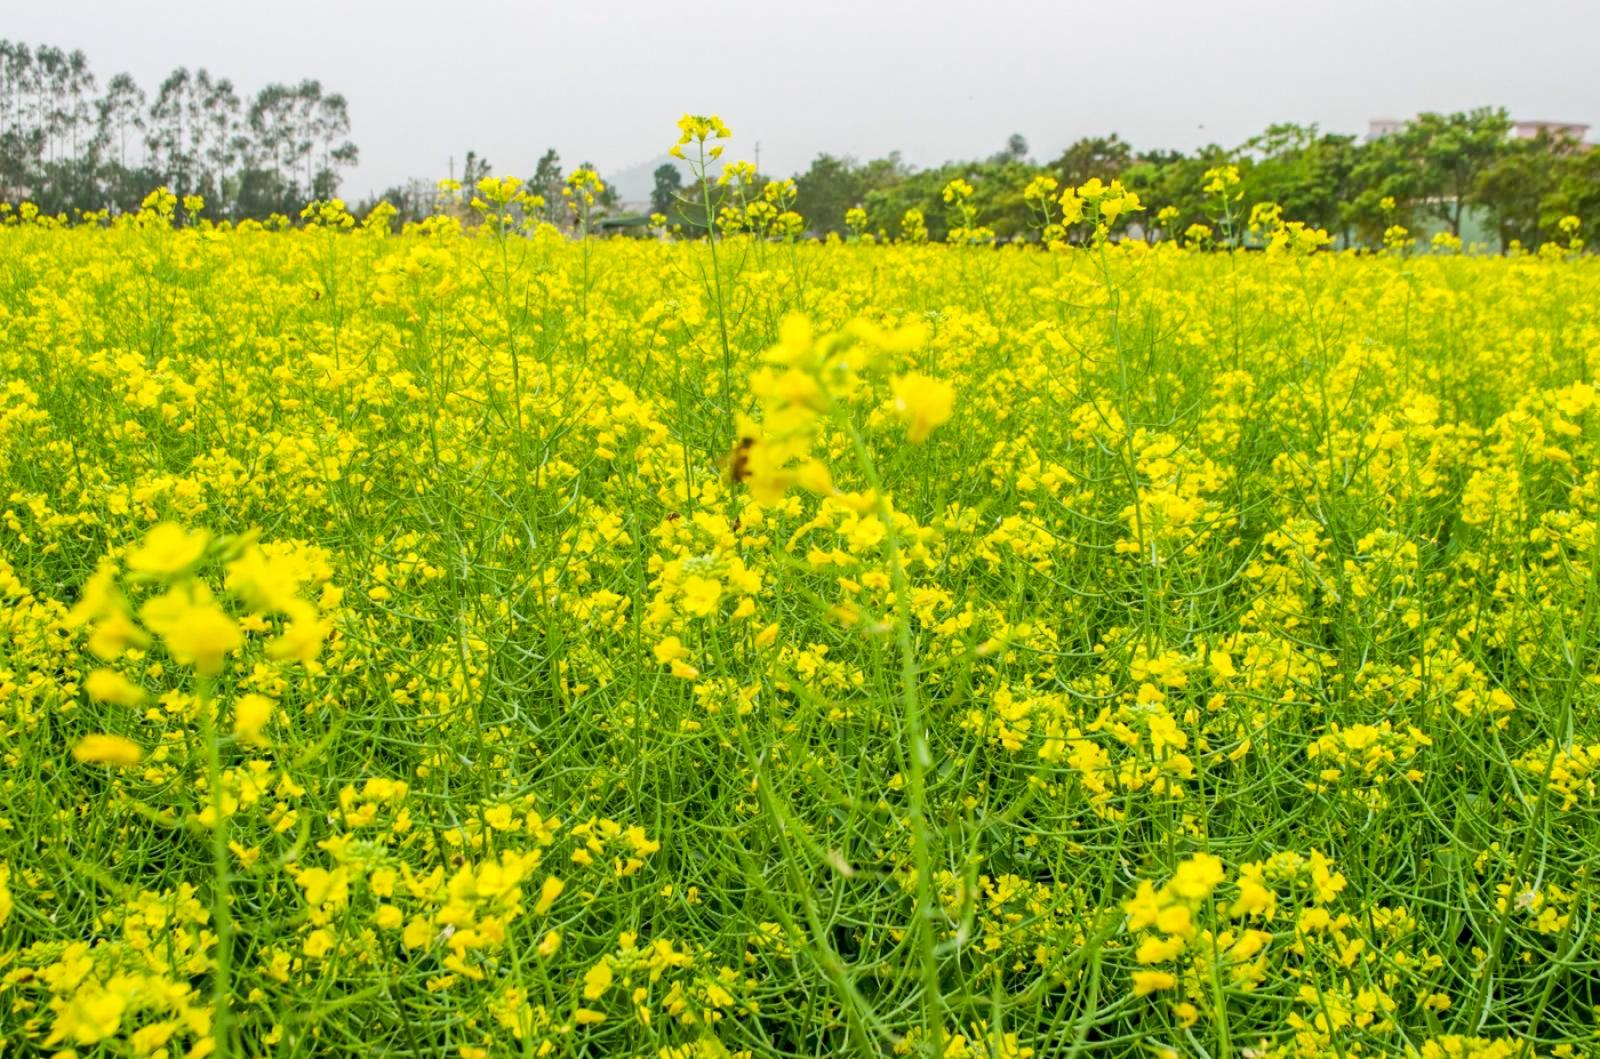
[11, 0, 1599, 198]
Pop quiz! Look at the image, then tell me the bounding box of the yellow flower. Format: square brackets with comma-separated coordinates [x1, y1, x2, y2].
[298, 865, 350, 908]
[942, 178, 974, 203]
[534, 876, 565, 916]
[1202, 165, 1241, 195]
[1058, 189, 1084, 225]
[1154, 903, 1193, 938]
[1231, 875, 1276, 919]
[86, 610, 148, 661]
[1123, 880, 1161, 930]
[131, 1019, 179, 1055]
[225, 545, 303, 613]
[1168, 852, 1225, 900]
[126, 522, 209, 576]
[140, 587, 242, 676]
[673, 113, 732, 148]
[1297, 907, 1332, 933]
[653, 636, 690, 665]
[72, 734, 144, 767]
[266, 599, 331, 664]
[0, 863, 11, 926]
[582, 961, 613, 1000]
[304, 927, 335, 958]
[680, 575, 723, 618]
[84, 668, 146, 706]
[1132, 970, 1178, 997]
[67, 562, 119, 627]
[1136, 934, 1186, 964]
[1023, 175, 1059, 202]
[233, 693, 276, 745]
[890, 373, 955, 443]
[48, 980, 128, 1045]
[403, 916, 434, 949]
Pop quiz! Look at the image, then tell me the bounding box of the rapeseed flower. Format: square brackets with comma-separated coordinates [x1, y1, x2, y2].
[73, 734, 144, 767]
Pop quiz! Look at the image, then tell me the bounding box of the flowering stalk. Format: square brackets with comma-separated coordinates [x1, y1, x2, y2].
[198, 675, 234, 1058]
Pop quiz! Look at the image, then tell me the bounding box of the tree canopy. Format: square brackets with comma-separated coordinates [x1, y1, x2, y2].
[3, 46, 1594, 252]
[1, 39, 357, 218]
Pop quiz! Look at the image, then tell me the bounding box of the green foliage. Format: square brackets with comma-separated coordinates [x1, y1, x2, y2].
[1051, 133, 1134, 188]
[1240, 124, 1360, 239]
[2, 191, 1599, 1057]
[1476, 134, 1564, 249]
[4, 36, 1598, 253]
[1386, 108, 1512, 236]
[0, 38, 358, 219]
[793, 152, 912, 236]
[836, 111, 1598, 253]
[651, 163, 683, 216]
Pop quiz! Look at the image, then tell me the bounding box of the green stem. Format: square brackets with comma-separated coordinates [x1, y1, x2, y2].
[200, 677, 233, 1058]
[698, 141, 736, 439]
[846, 422, 944, 1056]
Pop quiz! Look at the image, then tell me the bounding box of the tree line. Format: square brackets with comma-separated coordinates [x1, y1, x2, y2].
[360, 147, 622, 230]
[4, 47, 1594, 253]
[0, 39, 358, 218]
[780, 109, 1597, 250]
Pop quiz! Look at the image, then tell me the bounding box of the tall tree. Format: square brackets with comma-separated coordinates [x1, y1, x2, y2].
[311, 92, 356, 198]
[1544, 146, 1600, 245]
[96, 71, 145, 170]
[246, 83, 299, 199]
[0, 37, 362, 217]
[650, 163, 682, 216]
[795, 151, 911, 235]
[461, 149, 492, 186]
[97, 72, 144, 169]
[1475, 133, 1563, 250]
[61, 49, 95, 158]
[34, 45, 66, 164]
[290, 79, 322, 192]
[1052, 134, 1133, 188]
[530, 148, 562, 206]
[194, 70, 239, 203]
[1242, 123, 1359, 239]
[1389, 108, 1512, 236]
[147, 67, 198, 193]
[0, 43, 40, 191]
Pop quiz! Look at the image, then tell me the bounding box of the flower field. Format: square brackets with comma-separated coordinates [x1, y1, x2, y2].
[1, 169, 1599, 1058]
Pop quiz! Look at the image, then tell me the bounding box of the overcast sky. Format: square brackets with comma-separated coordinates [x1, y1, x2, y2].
[11, 0, 1599, 200]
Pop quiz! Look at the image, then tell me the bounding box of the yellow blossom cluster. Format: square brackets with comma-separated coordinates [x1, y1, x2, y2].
[0, 129, 1597, 1056]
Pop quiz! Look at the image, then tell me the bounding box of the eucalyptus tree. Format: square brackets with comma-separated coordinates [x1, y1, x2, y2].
[196, 70, 241, 204]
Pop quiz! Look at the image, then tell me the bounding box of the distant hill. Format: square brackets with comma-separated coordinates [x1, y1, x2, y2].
[603, 154, 701, 204]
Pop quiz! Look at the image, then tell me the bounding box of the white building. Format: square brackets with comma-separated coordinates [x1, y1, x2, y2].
[1367, 118, 1405, 141]
[1368, 115, 1589, 145]
[1511, 119, 1589, 143]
